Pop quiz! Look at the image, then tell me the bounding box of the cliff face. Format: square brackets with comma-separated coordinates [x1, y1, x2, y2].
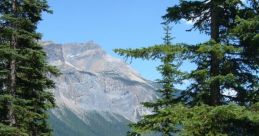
[43, 42, 157, 136]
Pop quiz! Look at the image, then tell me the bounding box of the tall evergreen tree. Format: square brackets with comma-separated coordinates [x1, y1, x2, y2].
[115, 0, 259, 135]
[116, 24, 187, 136]
[0, 0, 59, 135]
[163, 0, 258, 106]
[229, 0, 259, 104]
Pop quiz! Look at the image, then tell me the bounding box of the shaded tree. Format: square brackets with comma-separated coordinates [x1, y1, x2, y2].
[0, 0, 59, 135]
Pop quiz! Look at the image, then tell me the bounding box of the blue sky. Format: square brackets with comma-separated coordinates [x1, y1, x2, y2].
[38, 0, 209, 80]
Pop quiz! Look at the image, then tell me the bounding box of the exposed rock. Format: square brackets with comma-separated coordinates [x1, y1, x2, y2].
[43, 41, 157, 135]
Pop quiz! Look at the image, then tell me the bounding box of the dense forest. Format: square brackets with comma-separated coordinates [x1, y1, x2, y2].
[0, 0, 258, 136]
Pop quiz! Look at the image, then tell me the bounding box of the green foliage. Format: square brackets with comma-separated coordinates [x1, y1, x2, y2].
[115, 0, 259, 135]
[165, 103, 259, 136]
[0, 0, 59, 135]
[0, 123, 28, 136]
[115, 24, 187, 136]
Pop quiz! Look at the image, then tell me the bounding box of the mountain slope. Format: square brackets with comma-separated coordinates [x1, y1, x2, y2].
[43, 41, 157, 136]
[49, 108, 130, 136]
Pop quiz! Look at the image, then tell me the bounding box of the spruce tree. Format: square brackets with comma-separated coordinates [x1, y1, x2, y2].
[163, 0, 258, 106]
[115, 0, 259, 135]
[115, 24, 187, 136]
[0, 0, 59, 135]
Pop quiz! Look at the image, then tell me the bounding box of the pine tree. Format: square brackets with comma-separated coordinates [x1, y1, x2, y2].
[163, 0, 259, 134]
[163, 0, 258, 106]
[115, 0, 259, 135]
[115, 24, 187, 136]
[229, 1, 259, 104]
[0, 0, 59, 135]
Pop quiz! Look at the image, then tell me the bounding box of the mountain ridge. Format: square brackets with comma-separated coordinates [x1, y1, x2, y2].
[43, 41, 158, 136]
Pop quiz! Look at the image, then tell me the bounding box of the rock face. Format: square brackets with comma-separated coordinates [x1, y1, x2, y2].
[43, 41, 157, 136]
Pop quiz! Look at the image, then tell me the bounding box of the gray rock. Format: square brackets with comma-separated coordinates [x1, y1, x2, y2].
[43, 41, 157, 136]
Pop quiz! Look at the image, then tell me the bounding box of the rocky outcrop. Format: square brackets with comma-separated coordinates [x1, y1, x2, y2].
[43, 41, 157, 136]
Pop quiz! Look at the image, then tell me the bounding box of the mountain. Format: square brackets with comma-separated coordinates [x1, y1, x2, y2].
[43, 41, 157, 136]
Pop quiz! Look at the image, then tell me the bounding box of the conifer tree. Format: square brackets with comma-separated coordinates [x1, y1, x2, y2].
[0, 0, 59, 135]
[163, 0, 258, 106]
[116, 24, 187, 136]
[115, 0, 259, 135]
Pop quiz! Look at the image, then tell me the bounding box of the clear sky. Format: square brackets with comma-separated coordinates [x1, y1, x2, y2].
[38, 0, 209, 80]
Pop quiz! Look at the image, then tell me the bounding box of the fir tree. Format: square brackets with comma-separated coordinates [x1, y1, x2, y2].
[0, 0, 59, 135]
[115, 0, 259, 135]
[115, 24, 187, 136]
[163, 0, 258, 106]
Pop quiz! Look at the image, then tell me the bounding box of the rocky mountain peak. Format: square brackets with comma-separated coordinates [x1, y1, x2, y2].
[44, 41, 157, 123]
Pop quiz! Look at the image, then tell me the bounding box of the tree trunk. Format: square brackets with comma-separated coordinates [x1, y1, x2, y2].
[209, 0, 221, 106]
[7, 0, 17, 126]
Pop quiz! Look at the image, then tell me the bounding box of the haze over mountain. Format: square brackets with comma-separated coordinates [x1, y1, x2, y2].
[42, 41, 158, 136]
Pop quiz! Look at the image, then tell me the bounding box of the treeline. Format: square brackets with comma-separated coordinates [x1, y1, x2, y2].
[0, 0, 59, 136]
[115, 0, 259, 135]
